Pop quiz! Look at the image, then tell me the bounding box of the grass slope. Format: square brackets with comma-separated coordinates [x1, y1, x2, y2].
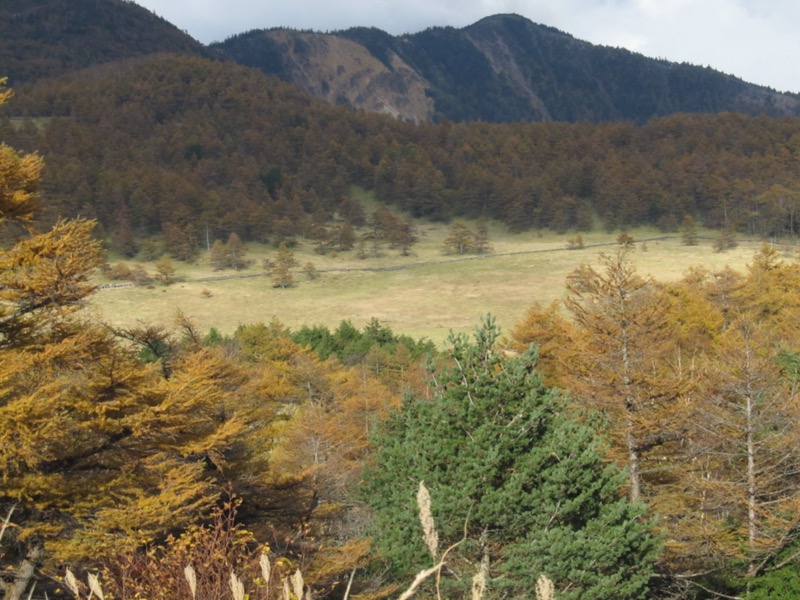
[87, 223, 776, 346]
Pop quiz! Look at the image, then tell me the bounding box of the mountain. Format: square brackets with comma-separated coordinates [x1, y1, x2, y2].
[214, 14, 800, 124]
[0, 0, 208, 85]
[4, 1, 797, 124]
[4, 0, 800, 244]
[208, 26, 435, 123]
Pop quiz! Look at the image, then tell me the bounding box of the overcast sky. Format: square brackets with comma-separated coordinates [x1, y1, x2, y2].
[133, 0, 800, 93]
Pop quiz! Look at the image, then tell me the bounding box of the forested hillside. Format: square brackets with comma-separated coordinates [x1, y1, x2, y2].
[0, 0, 208, 85]
[3, 53, 800, 255]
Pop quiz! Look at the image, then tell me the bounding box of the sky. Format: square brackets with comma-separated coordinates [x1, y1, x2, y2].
[133, 0, 800, 94]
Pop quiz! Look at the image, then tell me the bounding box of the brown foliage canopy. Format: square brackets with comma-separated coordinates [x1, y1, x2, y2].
[4, 58, 800, 254]
[510, 245, 800, 590]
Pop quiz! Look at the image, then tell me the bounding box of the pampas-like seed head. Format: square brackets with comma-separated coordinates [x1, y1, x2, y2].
[282, 578, 291, 600]
[87, 573, 104, 600]
[64, 569, 80, 597]
[184, 565, 197, 599]
[291, 568, 304, 599]
[535, 574, 555, 600]
[229, 571, 245, 600]
[260, 553, 271, 589]
[471, 570, 487, 600]
[417, 480, 438, 560]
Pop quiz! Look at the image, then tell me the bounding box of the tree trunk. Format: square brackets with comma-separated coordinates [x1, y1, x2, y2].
[619, 281, 642, 502]
[626, 425, 642, 503]
[746, 391, 757, 578]
[3, 544, 41, 600]
[744, 339, 758, 578]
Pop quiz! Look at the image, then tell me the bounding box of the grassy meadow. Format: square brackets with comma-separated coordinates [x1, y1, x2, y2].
[87, 220, 782, 346]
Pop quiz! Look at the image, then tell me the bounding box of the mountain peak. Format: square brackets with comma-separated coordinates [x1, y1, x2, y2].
[6, 3, 798, 123]
[215, 13, 800, 123]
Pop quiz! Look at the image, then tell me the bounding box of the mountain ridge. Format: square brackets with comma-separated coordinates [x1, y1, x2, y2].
[214, 13, 800, 123]
[3, 1, 799, 124]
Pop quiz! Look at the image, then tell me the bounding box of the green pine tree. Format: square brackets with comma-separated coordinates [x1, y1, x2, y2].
[361, 317, 660, 599]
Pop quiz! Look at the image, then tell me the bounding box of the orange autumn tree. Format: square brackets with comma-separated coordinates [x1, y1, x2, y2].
[0, 80, 40, 228]
[560, 247, 688, 502]
[509, 248, 698, 586]
[678, 247, 800, 586]
[228, 321, 402, 596]
[511, 245, 800, 595]
[0, 82, 244, 600]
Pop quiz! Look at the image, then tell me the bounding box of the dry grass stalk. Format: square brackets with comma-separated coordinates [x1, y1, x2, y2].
[417, 481, 438, 560]
[0, 505, 14, 544]
[398, 563, 446, 600]
[290, 568, 304, 599]
[184, 564, 197, 599]
[535, 574, 555, 600]
[87, 573, 104, 599]
[229, 571, 245, 600]
[259, 553, 271, 589]
[342, 567, 356, 600]
[64, 569, 80, 597]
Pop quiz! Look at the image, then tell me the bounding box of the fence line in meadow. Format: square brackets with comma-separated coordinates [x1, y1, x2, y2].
[97, 236, 681, 291]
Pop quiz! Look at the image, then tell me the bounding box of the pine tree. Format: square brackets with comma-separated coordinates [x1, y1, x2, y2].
[362, 317, 659, 599]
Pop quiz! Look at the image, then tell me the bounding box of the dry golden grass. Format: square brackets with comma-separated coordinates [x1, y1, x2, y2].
[87, 222, 782, 346]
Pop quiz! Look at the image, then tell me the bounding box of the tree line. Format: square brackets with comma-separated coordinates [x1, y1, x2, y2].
[2, 53, 800, 261]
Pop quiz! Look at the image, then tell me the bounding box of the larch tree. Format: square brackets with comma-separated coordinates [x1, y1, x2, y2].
[209, 238, 229, 270]
[688, 316, 800, 583]
[677, 247, 800, 587]
[153, 255, 176, 285]
[271, 241, 297, 289]
[442, 220, 475, 255]
[562, 247, 687, 503]
[473, 216, 493, 255]
[0, 80, 40, 227]
[226, 232, 247, 269]
[266, 360, 395, 595]
[679, 214, 699, 246]
[0, 84, 243, 600]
